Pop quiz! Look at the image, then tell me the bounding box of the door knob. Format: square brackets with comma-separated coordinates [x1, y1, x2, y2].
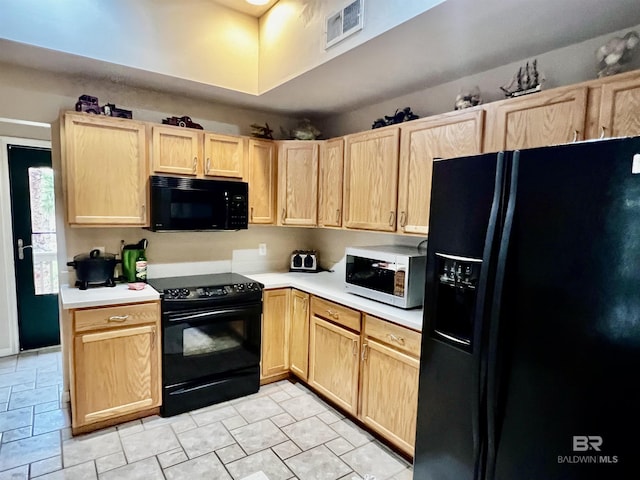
[17, 238, 32, 260]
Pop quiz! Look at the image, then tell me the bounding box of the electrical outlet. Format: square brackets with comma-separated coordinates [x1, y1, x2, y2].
[92, 246, 106, 255]
[258, 243, 267, 256]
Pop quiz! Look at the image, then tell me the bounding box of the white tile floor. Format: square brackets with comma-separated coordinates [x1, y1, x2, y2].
[0, 348, 413, 479]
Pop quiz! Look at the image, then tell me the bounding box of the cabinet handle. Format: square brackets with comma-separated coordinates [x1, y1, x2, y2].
[325, 309, 339, 320]
[600, 126, 606, 139]
[361, 342, 368, 361]
[387, 333, 406, 345]
[108, 315, 129, 322]
[192, 157, 198, 173]
[400, 211, 406, 227]
[389, 211, 396, 226]
[336, 209, 341, 224]
[141, 204, 145, 219]
[151, 327, 156, 349]
[281, 208, 286, 223]
[572, 130, 579, 143]
[250, 207, 254, 222]
[352, 339, 358, 356]
[206, 158, 211, 174]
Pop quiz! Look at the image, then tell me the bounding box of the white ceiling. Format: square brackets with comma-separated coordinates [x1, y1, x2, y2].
[1, 0, 640, 116]
[211, 0, 278, 17]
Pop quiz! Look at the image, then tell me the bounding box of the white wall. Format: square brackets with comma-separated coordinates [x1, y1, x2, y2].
[258, 0, 443, 92]
[321, 23, 640, 136]
[0, 0, 259, 94]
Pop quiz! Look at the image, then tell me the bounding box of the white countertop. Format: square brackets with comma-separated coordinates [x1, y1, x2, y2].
[59, 283, 160, 309]
[246, 271, 424, 332]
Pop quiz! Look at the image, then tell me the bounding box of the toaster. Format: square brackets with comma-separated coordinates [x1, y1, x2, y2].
[290, 250, 319, 272]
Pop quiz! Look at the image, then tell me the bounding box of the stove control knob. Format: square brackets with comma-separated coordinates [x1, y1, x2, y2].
[180, 288, 190, 298]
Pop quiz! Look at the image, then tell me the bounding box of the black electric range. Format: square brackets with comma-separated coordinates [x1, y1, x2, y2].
[147, 273, 264, 416]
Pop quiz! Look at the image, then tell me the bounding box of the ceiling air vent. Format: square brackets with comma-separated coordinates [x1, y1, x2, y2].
[325, 0, 363, 49]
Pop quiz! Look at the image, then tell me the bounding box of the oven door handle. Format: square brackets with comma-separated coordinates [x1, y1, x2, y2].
[166, 307, 257, 323]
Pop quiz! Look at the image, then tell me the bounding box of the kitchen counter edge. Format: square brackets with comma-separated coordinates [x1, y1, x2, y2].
[246, 272, 423, 332]
[59, 283, 161, 310]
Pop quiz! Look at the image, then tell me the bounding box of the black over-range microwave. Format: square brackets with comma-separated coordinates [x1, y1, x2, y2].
[149, 175, 248, 231]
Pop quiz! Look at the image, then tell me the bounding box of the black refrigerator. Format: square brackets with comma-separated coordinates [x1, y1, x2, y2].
[414, 137, 640, 480]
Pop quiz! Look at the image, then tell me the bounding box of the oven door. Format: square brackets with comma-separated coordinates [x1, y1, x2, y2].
[162, 302, 261, 386]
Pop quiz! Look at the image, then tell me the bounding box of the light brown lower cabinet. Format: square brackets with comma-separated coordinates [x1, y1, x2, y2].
[360, 315, 421, 456]
[261, 289, 290, 382]
[289, 289, 310, 380]
[69, 301, 161, 433]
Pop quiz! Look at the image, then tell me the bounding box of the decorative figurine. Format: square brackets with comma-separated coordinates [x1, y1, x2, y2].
[500, 60, 545, 98]
[371, 107, 419, 129]
[250, 123, 274, 139]
[75, 94, 132, 118]
[454, 86, 482, 110]
[596, 30, 639, 78]
[280, 119, 322, 140]
[162, 116, 203, 129]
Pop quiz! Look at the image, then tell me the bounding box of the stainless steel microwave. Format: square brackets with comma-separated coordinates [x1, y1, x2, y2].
[149, 175, 248, 231]
[345, 245, 426, 309]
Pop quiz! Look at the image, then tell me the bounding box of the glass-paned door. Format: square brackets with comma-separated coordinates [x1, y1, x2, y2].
[8, 145, 60, 350]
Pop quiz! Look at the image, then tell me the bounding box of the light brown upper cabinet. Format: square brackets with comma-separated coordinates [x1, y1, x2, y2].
[247, 139, 277, 224]
[597, 72, 640, 139]
[398, 110, 484, 235]
[152, 125, 201, 176]
[63, 112, 148, 227]
[277, 141, 319, 226]
[343, 127, 400, 232]
[318, 138, 345, 228]
[485, 86, 588, 152]
[203, 133, 245, 178]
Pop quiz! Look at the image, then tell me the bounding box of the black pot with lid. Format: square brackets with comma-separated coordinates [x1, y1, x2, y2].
[67, 249, 120, 290]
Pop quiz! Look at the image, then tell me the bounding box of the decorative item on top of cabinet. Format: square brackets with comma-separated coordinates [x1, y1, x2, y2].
[70, 301, 161, 433]
[499, 59, 545, 98]
[308, 296, 361, 415]
[597, 71, 640, 139]
[247, 139, 277, 224]
[277, 141, 319, 226]
[343, 127, 400, 232]
[454, 86, 482, 110]
[318, 138, 344, 228]
[62, 112, 148, 227]
[250, 122, 274, 140]
[485, 85, 588, 152]
[280, 119, 322, 140]
[372, 107, 419, 129]
[360, 314, 421, 456]
[162, 116, 203, 129]
[398, 109, 484, 235]
[289, 289, 310, 380]
[596, 30, 639, 78]
[261, 289, 290, 383]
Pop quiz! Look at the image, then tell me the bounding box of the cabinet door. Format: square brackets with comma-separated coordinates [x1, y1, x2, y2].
[598, 75, 640, 138]
[277, 141, 319, 226]
[248, 139, 277, 224]
[152, 125, 201, 176]
[489, 86, 588, 151]
[318, 138, 344, 227]
[398, 110, 484, 235]
[261, 289, 289, 381]
[360, 338, 420, 456]
[344, 128, 400, 231]
[308, 316, 360, 415]
[73, 324, 160, 427]
[203, 133, 245, 178]
[64, 113, 148, 226]
[289, 289, 310, 380]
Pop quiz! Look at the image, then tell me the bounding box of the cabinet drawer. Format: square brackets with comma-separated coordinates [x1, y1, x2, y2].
[364, 314, 421, 357]
[74, 301, 160, 333]
[311, 296, 360, 332]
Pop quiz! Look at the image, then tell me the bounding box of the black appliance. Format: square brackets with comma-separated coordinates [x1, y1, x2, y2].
[149, 175, 248, 231]
[67, 249, 120, 289]
[148, 273, 263, 417]
[415, 137, 640, 480]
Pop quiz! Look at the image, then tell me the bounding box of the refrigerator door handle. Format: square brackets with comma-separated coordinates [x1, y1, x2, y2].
[484, 150, 520, 480]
